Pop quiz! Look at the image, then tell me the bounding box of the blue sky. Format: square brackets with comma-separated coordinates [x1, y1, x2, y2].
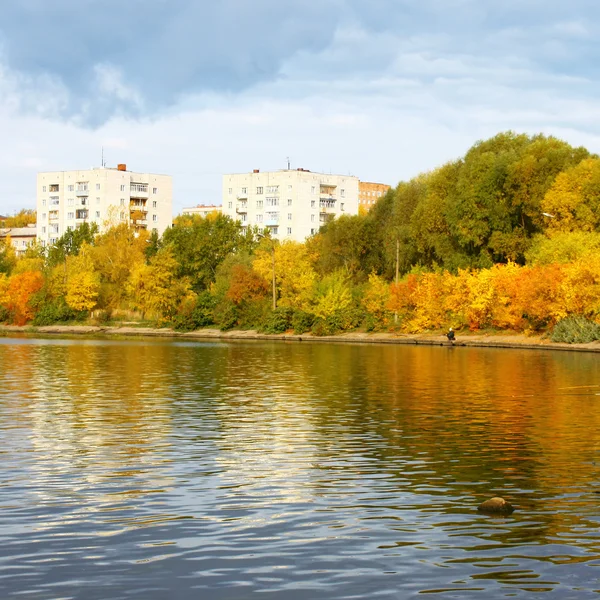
[1, 0, 599, 214]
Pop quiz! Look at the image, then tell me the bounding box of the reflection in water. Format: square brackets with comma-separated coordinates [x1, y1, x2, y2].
[1, 337, 600, 599]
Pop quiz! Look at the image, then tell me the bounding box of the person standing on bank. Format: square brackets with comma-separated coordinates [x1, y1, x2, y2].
[446, 328, 455, 344]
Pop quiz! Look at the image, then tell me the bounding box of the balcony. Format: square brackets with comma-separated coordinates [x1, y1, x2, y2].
[236, 204, 248, 213]
[130, 184, 149, 197]
[265, 217, 279, 227]
[75, 189, 89, 197]
[130, 199, 147, 208]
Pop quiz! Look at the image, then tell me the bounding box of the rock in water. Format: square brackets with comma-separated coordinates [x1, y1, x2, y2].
[477, 497, 514, 515]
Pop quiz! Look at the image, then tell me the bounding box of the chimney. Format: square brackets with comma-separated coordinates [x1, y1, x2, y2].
[117, 163, 127, 171]
[253, 169, 260, 173]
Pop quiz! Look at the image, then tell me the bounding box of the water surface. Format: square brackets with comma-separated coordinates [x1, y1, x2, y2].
[1, 336, 600, 599]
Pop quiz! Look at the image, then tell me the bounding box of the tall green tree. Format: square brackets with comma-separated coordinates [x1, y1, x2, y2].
[163, 214, 257, 291]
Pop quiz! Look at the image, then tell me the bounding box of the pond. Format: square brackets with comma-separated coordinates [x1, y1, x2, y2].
[1, 336, 599, 599]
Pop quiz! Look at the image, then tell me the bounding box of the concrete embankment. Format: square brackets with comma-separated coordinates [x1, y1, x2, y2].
[1, 324, 600, 353]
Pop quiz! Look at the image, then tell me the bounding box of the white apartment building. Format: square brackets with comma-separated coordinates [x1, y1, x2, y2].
[222, 168, 359, 242]
[181, 204, 223, 218]
[36, 164, 172, 245]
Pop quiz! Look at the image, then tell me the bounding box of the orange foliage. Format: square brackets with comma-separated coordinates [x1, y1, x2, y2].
[3, 271, 44, 325]
[226, 264, 269, 305]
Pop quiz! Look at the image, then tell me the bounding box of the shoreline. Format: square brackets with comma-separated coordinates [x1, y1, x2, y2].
[1, 324, 599, 353]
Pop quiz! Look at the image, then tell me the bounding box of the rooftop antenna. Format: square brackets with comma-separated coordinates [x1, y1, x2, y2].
[286, 156, 290, 170]
[101, 147, 105, 168]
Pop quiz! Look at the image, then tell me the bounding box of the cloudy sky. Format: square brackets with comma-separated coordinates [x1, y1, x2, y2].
[1, 0, 599, 215]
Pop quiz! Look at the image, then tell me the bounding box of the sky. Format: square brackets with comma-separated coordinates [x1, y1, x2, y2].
[1, 0, 600, 215]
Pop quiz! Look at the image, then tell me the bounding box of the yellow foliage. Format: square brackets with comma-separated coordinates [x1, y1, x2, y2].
[66, 271, 100, 312]
[126, 249, 192, 320]
[253, 241, 317, 310]
[362, 272, 391, 321]
[542, 158, 600, 232]
[312, 270, 352, 319]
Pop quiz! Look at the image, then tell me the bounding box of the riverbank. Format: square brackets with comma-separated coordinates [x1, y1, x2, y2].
[2, 324, 600, 353]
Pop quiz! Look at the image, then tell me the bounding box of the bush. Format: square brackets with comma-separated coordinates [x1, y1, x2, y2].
[551, 316, 600, 344]
[292, 310, 315, 334]
[260, 307, 294, 334]
[215, 303, 239, 331]
[32, 300, 82, 326]
[0, 305, 9, 324]
[173, 292, 216, 332]
[95, 309, 113, 324]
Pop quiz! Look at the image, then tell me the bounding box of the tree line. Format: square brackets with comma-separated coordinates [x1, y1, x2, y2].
[2, 131, 600, 338]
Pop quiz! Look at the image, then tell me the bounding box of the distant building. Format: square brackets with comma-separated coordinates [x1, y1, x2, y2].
[222, 168, 359, 242]
[359, 181, 391, 211]
[0, 224, 37, 255]
[36, 164, 173, 246]
[182, 204, 222, 218]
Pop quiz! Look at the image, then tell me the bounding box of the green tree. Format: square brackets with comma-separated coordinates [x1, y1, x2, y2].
[163, 213, 257, 291]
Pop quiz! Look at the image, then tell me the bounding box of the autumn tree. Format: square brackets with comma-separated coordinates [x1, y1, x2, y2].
[2, 209, 36, 228]
[126, 248, 193, 321]
[253, 240, 316, 311]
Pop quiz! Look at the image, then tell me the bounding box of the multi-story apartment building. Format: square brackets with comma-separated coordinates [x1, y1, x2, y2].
[181, 204, 222, 218]
[359, 181, 391, 212]
[222, 168, 359, 241]
[36, 164, 172, 245]
[0, 224, 37, 255]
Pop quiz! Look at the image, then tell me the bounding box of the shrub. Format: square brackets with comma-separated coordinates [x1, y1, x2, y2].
[32, 299, 82, 326]
[0, 305, 9, 324]
[261, 307, 294, 334]
[173, 292, 216, 332]
[551, 316, 600, 343]
[292, 310, 315, 334]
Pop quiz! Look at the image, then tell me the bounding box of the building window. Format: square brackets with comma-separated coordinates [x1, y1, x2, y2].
[241, 214, 247, 222]
[76, 209, 88, 219]
[266, 185, 279, 194]
[120, 184, 126, 192]
[68, 198, 74, 206]
[241, 187, 247, 195]
[67, 212, 74, 219]
[50, 197, 60, 205]
[153, 214, 157, 222]
[96, 183, 101, 191]
[49, 184, 59, 192]
[228, 188, 233, 195]
[341, 189, 345, 197]
[68, 184, 74, 192]
[131, 183, 148, 193]
[42, 199, 46, 206]
[95, 211, 100, 219]
[311, 214, 315, 222]
[120, 199, 125, 206]
[341, 203, 345, 211]
[287, 227, 292, 235]
[81, 198, 87, 205]
[120, 212, 125, 221]
[152, 200, 157, 208]
[311, 228, 316, 235]
[256, 187, 263, 194]
[42, 213, 46, 220]
[311, 200, 315, 208]
[153, 187, 158, 194]
[256, 200, 263, 208]
[228, 202, 232, 209]
[271, 227, 278, 235]
[41, 226, 46, 233]
[96, 197, 100, 204]
[288, 213, 292, 221]
[311, 186, 315, 194]
[287, 199, 292, 206]
[42, 186, 47, 192]
[256, 214, 263, 222]
[266, 197, 279, 207]
[288, 185, 292, 191]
